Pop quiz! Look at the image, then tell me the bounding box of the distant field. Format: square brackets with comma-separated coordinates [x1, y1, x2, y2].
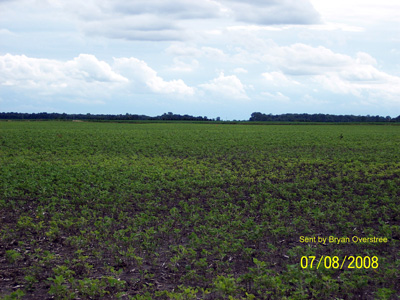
[1, 121, 399, 299]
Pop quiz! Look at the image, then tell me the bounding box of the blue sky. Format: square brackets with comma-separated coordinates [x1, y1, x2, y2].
[1, 0, 400, 120]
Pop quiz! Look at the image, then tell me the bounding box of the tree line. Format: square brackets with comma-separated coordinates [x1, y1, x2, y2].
[1, 111, 399, 122]
[0, 112, 213, 121]
[249, 112, 400, 123]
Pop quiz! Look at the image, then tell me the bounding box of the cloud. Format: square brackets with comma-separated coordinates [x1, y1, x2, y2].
[305, 22, 364, 32]
[264, 44, 400, 101]
[166, 44, 226, 60]
[199, 72, 248, 100]
[38, 0, 320, 41]
[261, 91, 291, 103]
[0, 53, 194, 99]
[270, 43, 351, 75]
[0, 53, 127, 89]
[110, 1, 225, 19]
[168, 58, 199, 72]
[0, 28, 15, 35]
[262, 71, 300, 86]
[313, 69, 400, 100]
[82, 15, 185, 41]
[222, 0, 321, 25]
[234, 68, 248, 74]
[42, 0, 226, 41]
[65, 54, 128, 83]
[113, 57, 194, 95]
[309, 0, 400, 25]
[390, 49, 400, 55]
[218, 38, 400, 104]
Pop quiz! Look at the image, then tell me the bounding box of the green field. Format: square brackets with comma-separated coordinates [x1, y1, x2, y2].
[1, 121, 399, 299]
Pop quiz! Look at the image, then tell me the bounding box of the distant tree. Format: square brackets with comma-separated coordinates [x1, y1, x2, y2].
[249, 112, 265, 121]
[248, 112, 394, 123]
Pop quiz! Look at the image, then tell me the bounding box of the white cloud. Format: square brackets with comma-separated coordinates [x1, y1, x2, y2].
[166, 44, 226, 60]
[305, 22, 364, 32]
[227, 25, 283, 32]
[309, 0, 400, 25]
[252, 43, 400, 104]
[201, 47, 226, 60]
[65, 54, 128, 83]
[113, 57, 194, 95]
[390, 49, 400, 55]
[262, 71, 300, 86]
[271, 47, 400, 101]
[234, 68, 248, 74]
[355, 52, 377, 66]
[227, 22, 364, 33]
[301, 94, 329, 105]
[313, 70, 400, 101]
[169, 58, 199, 72]
[0, 53, 194, 99]
[261, 91, 291, 103]
[0, 53, 127, 90]
[270, 43, 352, 75]
[199, 72, 248, 100]
[166, 44, 202, 57]
[0, 28, 15, 35]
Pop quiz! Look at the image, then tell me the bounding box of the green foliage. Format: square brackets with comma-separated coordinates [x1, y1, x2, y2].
[0, 290, 25, 300]
[24, 275, 39, 290]
[47, 275, 71, 298]
[1, 121, 399, 298]
[156, 285, 202, 299]
[75, 278, 107, 298]
[375, 288, 397, 300]
[5, 249, 23, 264]
[213, 275, 241, 297]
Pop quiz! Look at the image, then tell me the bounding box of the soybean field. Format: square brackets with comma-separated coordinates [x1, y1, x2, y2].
[0, 121, 399, 299]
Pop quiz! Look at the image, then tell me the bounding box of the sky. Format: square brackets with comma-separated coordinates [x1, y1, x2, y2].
[1, 0, 400, 120]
